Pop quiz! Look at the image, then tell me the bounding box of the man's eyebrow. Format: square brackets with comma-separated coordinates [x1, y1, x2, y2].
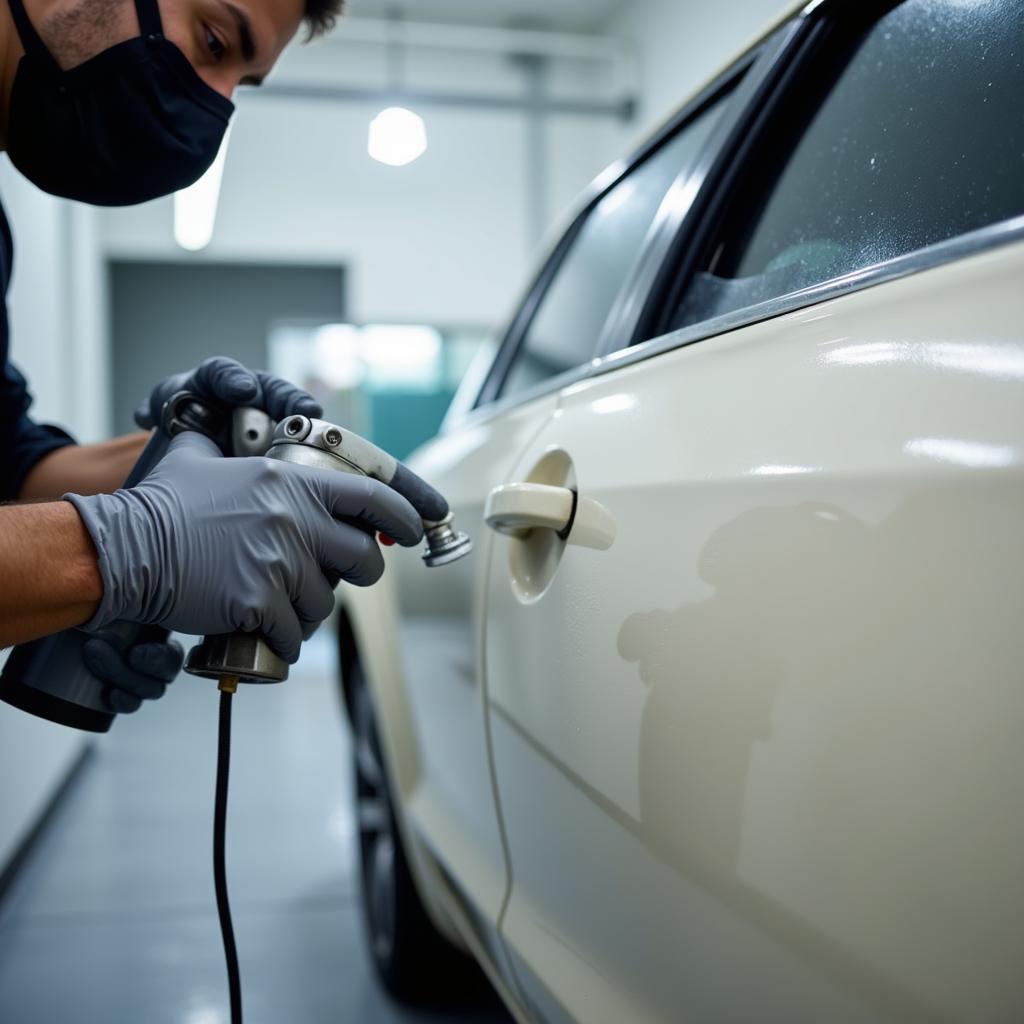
[220, 1, 258, 64]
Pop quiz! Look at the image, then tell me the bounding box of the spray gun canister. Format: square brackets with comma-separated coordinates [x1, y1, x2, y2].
[0, 392, 240, 731]
[184, 415, 472, 686]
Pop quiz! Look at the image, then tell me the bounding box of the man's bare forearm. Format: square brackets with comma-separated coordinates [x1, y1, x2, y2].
[0, 502, 102, 647]
[19, 433, 149, 501]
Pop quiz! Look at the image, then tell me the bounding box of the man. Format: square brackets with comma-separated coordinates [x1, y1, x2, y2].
[0, 0, 422, 711]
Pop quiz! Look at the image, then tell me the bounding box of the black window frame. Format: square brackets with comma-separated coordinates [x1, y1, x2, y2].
[471, 40, 768, 412]
[625, 6, 829, 347]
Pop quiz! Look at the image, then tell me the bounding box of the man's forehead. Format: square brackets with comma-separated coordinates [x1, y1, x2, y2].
[231, 0, 305, 71]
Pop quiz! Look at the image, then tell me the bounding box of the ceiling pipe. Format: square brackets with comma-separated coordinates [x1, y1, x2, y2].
[263, 17, 638, 121]
[329, 16, 630, 63]
[324, 15, 639, 101]
[251, 82, 635, 121]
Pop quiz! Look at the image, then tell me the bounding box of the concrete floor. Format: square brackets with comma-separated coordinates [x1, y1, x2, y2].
[0, 633, 511, 1024]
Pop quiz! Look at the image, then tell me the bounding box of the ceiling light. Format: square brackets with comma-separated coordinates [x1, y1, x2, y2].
[174, 129, 230, 251]
[368, 106, 427, 166]
[368, 8, 427, 167]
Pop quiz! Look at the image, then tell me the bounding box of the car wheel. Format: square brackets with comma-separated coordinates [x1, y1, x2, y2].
[350, 666, 483, 1004]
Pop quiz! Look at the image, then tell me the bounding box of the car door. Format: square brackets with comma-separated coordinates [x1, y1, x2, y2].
[390, 99, 730, 959]
[484, 2, 1024, 1022]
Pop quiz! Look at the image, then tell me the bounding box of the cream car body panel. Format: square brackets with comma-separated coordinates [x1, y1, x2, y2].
[484, 241, 1024, 1023]
[341, 394, 560, 971]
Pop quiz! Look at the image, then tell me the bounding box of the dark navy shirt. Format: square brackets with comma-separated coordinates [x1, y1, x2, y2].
[0, 197, 75, 500]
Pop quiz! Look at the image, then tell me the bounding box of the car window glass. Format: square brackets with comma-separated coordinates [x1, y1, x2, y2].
[672, 0, 1024, 330]
[500, 96, 729, 401]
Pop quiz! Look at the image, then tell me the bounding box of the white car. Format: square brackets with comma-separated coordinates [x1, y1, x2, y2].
[337, 0, 1024, 1020]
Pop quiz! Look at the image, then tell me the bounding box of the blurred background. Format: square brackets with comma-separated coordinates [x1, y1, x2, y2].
[0, 0, 784, 1019]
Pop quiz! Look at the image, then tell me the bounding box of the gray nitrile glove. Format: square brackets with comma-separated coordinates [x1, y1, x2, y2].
[82, 632, 185, 714]
[134, 356, 322, 430]
[66, 431, 423, 664]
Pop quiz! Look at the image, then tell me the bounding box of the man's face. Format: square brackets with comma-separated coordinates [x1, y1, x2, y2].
[38, 0, 305, 99]
[159, 0, 305, 98]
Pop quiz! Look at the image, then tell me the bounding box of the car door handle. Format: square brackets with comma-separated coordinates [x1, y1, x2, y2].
[484, 482, 615, 550]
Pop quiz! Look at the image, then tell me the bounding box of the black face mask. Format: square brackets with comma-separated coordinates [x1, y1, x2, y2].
[5, 0, 235, 206]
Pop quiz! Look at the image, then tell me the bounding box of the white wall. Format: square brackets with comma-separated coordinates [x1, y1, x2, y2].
[1, 160, 110, 442]
[0, 162, 107, 871]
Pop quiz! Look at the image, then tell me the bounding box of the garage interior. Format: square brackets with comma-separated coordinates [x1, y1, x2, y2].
[4, 0, 1020, 1021]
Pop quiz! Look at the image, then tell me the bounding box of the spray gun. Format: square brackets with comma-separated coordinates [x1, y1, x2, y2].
[0, 396, 472, 729]
[182, 412, 472, 690]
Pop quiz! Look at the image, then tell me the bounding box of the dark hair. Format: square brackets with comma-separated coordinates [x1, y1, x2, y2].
[303, 0, 345, 39]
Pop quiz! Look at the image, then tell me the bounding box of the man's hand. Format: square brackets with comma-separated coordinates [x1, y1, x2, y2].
[82, 632, 185, 714]
[136, 356, 322, 431]
[66, 432, 423, 664]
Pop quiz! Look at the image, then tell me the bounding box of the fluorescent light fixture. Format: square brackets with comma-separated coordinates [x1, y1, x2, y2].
[174, 129, 230, 251]
[368, 107, 427, 166]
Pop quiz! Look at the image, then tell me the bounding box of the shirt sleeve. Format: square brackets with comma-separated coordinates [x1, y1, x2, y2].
[0, 359, 76, 501]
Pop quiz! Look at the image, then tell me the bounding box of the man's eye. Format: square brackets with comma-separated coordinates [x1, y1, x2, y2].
[205, 27, 226, 59]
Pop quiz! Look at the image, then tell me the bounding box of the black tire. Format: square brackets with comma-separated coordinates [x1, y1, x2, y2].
[350, 666, 487, 1005]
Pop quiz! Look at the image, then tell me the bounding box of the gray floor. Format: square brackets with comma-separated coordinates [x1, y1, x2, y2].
[0, 633, 511, 1023]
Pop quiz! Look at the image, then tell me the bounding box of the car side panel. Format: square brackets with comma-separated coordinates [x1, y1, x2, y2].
[485, 241, 1024, 1023]
[343, 395, 559, 966]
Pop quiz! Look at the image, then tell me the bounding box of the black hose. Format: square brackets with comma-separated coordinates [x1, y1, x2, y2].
[214, 689, 243, 1024]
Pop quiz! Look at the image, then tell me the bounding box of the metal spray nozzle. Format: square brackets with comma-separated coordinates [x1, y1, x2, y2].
[421, 513, 473, 567]
[268, 416, 473, 569]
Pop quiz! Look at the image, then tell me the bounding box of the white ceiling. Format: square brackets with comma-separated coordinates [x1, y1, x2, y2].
[345, 0, 623, 33]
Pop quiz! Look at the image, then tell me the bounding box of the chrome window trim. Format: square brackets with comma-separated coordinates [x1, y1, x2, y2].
[471, 26, 778, 412]
[440, 353, 595, 433]
[589, 215, 1024, 382]
[443, 214, 1024, 434]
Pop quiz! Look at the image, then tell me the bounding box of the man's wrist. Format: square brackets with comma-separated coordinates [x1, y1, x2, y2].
[63, 492, 122, 630]
[0, 500, 104, 647]
[59, 499, 104, 610]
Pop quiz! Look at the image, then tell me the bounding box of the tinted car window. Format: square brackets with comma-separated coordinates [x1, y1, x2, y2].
[674, 0, 1024, 329]
[500, 97, 729, 401]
